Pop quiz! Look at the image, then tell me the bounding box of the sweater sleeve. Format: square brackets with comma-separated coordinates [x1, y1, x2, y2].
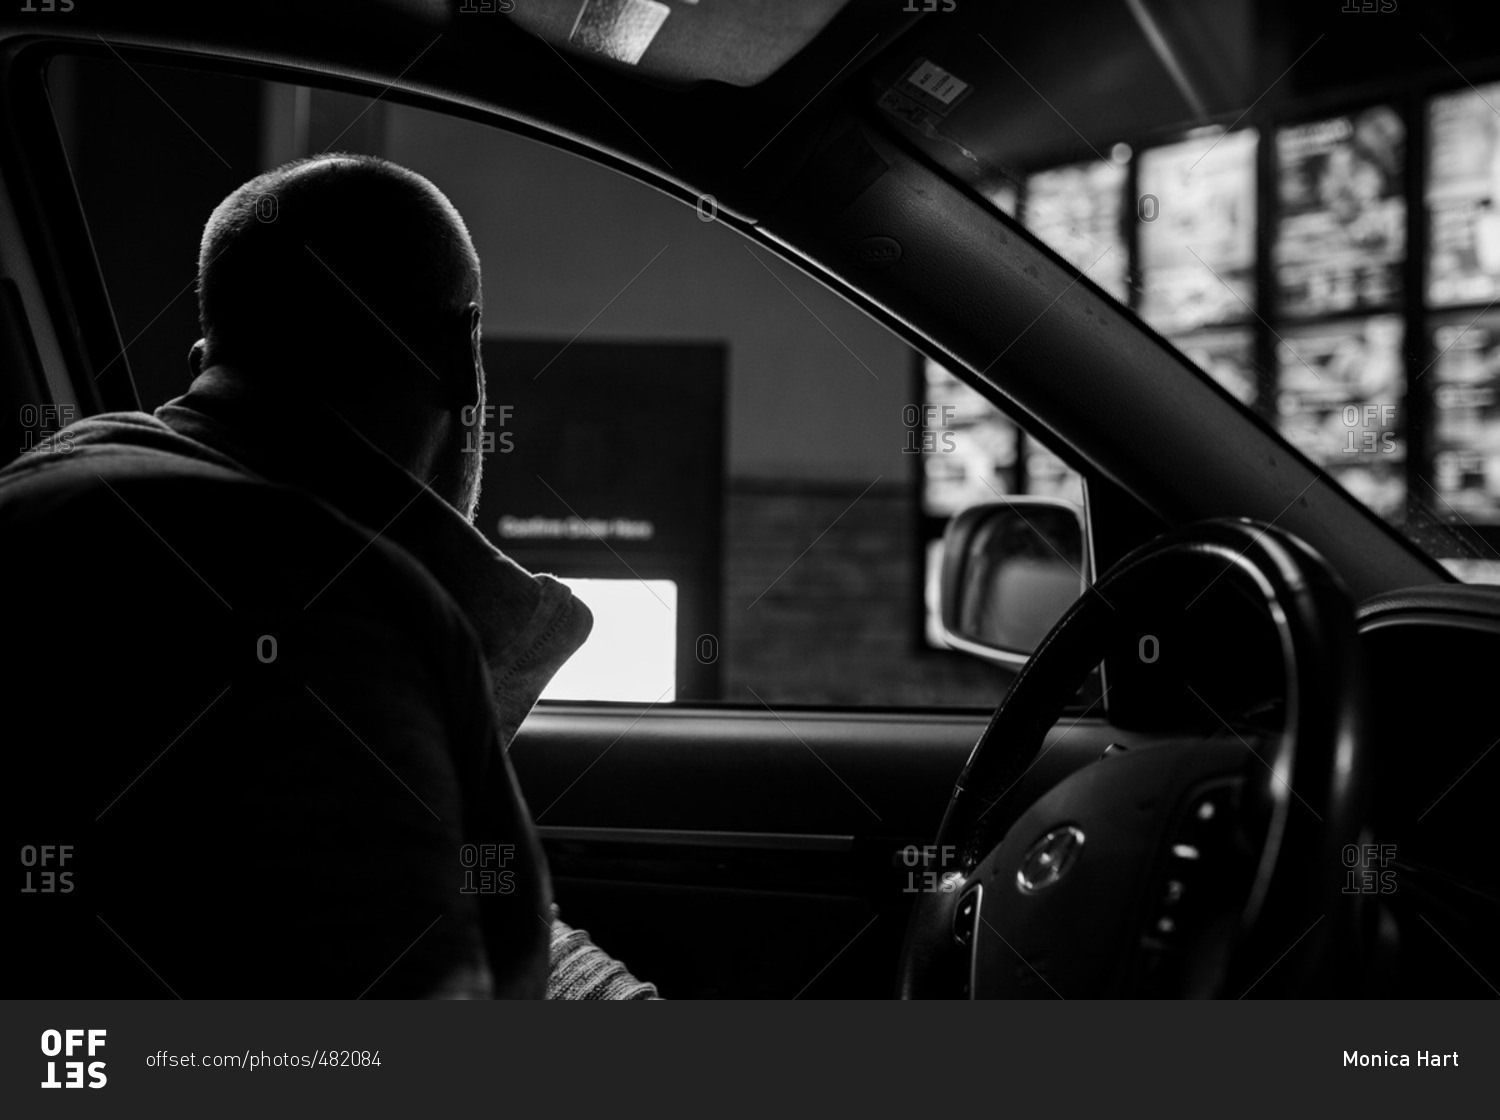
[546, 909, 661, 1000]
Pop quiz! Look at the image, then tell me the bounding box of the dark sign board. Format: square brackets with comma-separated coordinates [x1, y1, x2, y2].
[475, 338, 725, 700]
[1274, 107, 1406, 318]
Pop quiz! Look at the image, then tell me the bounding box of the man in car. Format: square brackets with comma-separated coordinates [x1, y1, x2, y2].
[1, 154, 655, 999]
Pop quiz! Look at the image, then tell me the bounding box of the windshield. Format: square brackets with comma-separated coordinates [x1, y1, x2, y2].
[874, 1, 1500, 583]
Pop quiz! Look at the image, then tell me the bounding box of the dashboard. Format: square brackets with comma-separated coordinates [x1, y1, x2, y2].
[1356, 584, 1500, 996]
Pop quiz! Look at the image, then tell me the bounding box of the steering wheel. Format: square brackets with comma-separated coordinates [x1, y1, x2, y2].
[898, 519, 1372, 998]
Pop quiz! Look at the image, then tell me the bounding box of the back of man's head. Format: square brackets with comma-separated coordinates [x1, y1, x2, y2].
[197, 154, 481, 402]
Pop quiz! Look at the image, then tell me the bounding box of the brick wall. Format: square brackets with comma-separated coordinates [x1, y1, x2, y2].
[720, 479, 1008, 708]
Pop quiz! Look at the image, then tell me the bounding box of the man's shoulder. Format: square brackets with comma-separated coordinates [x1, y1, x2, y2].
[0, 410, 249, 508]
[0, 412, 473, 647]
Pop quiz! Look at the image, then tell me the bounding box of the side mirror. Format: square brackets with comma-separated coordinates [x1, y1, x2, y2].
[938, 498, 1090, 668]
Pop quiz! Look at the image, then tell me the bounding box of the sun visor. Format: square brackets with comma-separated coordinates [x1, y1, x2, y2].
[505, 0, 852, 86]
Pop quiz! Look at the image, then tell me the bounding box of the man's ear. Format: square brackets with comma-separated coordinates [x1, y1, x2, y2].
[453, 302, 483, 414]
[188, 339, 207, 378]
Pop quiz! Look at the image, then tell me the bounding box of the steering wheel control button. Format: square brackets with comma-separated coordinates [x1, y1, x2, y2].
[1015, 825, 1085, 894]
[952, 884, 982, 947]
[1131, 781, 1242, 993]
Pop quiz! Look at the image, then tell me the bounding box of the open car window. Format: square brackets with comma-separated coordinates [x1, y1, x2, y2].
[44, 54, 1083, 709]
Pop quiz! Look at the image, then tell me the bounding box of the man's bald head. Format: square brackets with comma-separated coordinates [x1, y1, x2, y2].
[197, 154, 481, 393]
[194, 155, 488, 518]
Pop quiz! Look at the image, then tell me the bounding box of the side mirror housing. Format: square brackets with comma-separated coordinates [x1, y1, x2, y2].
[938, 498, 1090, 667]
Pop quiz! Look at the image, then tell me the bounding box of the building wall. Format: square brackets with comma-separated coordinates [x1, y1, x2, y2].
[724, 480, 1005, 707]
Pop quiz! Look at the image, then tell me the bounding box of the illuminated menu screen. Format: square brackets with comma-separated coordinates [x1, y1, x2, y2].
[1429, 312, 1500, 522]
[1021, 436, 1085, 505]
[1137, 129, 1258, 334]
[985, 176, 1020, 217]
[919, 359, 1019, 517]
[919, 360, 1086, 515]
[1428, 81, 1500, 307]
[1275, 108, 1406, 318]
[1274, 314, 1406, 517]
[1171, 326, 1260, 406]
[1023, 159, 1129, 303]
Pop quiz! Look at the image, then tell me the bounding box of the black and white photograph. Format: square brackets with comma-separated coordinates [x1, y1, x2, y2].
[0, 1, 1495, 1115]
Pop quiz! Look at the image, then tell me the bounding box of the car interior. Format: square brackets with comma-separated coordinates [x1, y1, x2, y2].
[3, 0, 1499, 999]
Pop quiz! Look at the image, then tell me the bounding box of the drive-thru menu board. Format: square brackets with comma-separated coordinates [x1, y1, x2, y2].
[918, 358, 1020, 517]
[1429, 312, 1500, 522]
[1022, 159, 1130, 303]
[1275, 107, 1406, 318]
[1275, 314, 1406, 517]
[1428, 81, 1500, 307]
[1137, 129, 1258, 333]
[1172, 326, 1261, 406]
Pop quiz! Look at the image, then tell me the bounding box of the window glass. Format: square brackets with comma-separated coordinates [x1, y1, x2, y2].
[46, 57, 1085, 707]
[873, 19, 1500, 582]
[1002, 104, 1498, 581]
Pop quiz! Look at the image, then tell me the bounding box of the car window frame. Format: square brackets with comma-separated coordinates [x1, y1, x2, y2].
[9, 40, 1242, 721]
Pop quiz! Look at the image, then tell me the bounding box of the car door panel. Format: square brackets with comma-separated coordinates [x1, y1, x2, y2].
[511, 705, 1148, 996]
